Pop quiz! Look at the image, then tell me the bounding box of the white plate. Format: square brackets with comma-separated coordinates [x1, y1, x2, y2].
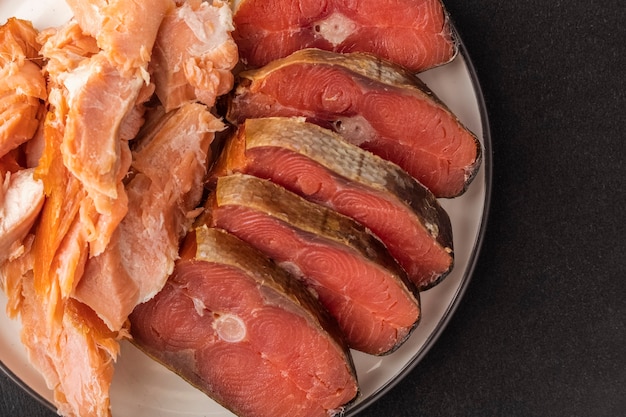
[0, 3, 492, 416]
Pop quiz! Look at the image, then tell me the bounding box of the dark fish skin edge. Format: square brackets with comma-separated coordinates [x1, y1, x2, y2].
[225, 48, 483, 197]
[242, 117, 454, 265]
[218, 117, 455, 290]
[207, 173, 422, 355]
[190, 225, 356, 366]
[215, 173, 421, 298]
[130, 226, 361, 413]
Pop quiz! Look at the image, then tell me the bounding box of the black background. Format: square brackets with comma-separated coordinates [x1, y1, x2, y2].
[1, 1, 625, 416]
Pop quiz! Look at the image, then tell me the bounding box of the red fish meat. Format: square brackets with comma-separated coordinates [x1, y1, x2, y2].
[214, 117, 454, 289]
[130, 226, 359, 417]
[227, 48, 481, 197]
[232, 0, 457, 71]
[203, 173, 421, 355]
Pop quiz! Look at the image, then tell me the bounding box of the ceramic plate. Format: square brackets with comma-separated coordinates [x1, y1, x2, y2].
[0, 2, 492, 416]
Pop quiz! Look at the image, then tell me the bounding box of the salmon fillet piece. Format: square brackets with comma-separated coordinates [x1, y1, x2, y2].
[227, 48, 482, 197]
[0, 168, 44, 265]
[203, 173, 421, 355]
[130, 226, 359, 417]
[0, 149, 21, 175]
[215, 117, 454, 289]
[0, 1, 237, 416]
[74, 103, 224, 331]
[232, 0, 457, 71]
[0, 18, 46, 159]
[38, 20, 131, 258]
[24, 104, 116, 417]
[19, 275, 120, 417]
[41, 0, 172, 254]
[8, 3, 173, 415]
[60, 53, 142, 208]
[4, 134, 118, 417]
[0, 234, 34, 319]
[0, 130, 43, 318]
[37, 20, 100, 78]
[150, 0, 239, 111]
[35, 22, 101, 299]
[65, 0, 176, 76]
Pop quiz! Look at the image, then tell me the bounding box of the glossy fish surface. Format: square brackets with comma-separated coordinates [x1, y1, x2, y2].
[232, 0, 457, 71]
[204, 173, 421, 355]
[215, 117, 454, 289]
[130, 226, 359, 417]
[227, 48, 481, 197]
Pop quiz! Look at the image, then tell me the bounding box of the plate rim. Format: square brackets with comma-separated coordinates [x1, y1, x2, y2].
[342, 24, 493, 415]
[0, 21, 493, 417]
[0, 359, 54, 412]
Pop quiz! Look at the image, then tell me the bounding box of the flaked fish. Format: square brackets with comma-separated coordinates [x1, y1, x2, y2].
[73, 102, 224, 332]
[0, 18, 46, 159]
[150, 0, 239, 112]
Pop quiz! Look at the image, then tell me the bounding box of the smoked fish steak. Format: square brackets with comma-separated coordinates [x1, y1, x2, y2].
[130, 226, 359, 417]
[227, 48, 481, 198]
[203, 173, 421, 355]
[214, 117, 454, 289]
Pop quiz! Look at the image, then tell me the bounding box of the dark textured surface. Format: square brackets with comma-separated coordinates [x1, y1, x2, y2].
[1, 1, 625, 416]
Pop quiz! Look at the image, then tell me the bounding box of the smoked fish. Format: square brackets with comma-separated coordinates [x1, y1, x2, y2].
[227, 48, 481, 197]
[214, 117, 454, 289]
[232, 0, 457, 71]
[203, 173, 421, 355]
[130, 226, 359, 417]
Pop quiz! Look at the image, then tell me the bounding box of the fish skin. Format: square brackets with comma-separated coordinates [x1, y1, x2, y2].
[227, 48, 481, 198]
[232, 0, 457, 72]
[214, 117, 454, 289]
[192, 226, 349, 339]
[204, 173, 421, 355]
[214, 174, 401, 264]
[130, 226, 359, 417]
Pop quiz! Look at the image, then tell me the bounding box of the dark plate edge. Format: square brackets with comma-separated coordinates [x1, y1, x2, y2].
[345, 23, 494, 416]
[0, 21, 494, 417]
[0, 359, 56, 413]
